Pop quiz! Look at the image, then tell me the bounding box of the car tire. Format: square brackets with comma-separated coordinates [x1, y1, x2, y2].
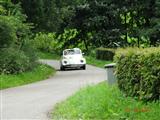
[82, 65, 86, 70]
[60, 66, 65, 71]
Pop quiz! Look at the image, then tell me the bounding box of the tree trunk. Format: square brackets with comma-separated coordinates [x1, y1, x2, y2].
[124, 12, 128, 44]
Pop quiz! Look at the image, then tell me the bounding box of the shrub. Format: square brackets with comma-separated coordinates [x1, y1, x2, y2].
[0, 2, 38, 74]
[0, 17, 16, 48]
[33, 29, 80, 54]
[114, 47, 160, 101]
[33, 32, 57, 52]
[96, 48, 115, 61]
[0, 47, 38, 74]
[21, 41, 38, 64]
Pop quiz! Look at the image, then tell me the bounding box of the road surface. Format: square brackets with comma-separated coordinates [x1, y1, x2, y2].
[0, 60, 106, 120]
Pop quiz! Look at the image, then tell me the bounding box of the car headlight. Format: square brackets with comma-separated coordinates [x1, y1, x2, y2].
[80, 60, 84, 63]
[64, 60, 67, 64]
[80, 58, 86, 63]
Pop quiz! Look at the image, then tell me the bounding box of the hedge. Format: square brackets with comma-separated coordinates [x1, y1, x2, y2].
[96, 48, 115, 61]
[114, 47, 160, 101]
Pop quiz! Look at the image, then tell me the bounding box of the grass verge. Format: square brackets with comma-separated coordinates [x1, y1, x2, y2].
[86, 56, 112, 68]
[52, 82, 160, 120]
[0, 64, 55, 90]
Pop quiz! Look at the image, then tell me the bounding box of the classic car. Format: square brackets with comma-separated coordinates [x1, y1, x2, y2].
[60, 48, 86, 70]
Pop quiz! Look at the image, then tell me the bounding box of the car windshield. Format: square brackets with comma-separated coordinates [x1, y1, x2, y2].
[64, 49, 81, 55]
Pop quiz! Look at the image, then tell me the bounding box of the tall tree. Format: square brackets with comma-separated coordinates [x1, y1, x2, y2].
[142, 0, 160, 46]
[69, 0, 123, 49]
[12, 0, 81, 32]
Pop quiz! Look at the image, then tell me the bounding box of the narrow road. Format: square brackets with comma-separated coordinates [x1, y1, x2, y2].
[1, 60, 106, 120]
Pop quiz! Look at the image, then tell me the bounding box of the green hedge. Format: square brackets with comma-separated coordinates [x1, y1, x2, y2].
[114, 47, 160, 101]
[96, 48, 115, 61]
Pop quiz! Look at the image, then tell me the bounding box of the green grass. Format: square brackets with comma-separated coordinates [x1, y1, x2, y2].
[37, 51, 60, 60]
[0, 64, 55, 90]
[52, 83, 160, 120]
[86, 56, 112, 68]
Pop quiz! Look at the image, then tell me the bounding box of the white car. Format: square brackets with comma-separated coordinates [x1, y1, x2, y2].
[60, 48, 86, 70]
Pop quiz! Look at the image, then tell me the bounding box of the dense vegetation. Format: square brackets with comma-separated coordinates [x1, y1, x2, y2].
[96, 48, 115, 61]
[28, 1, 158, 45]
[3, 0, 159, 54]
[52, 83, 160, 120]
[114, 47, 160, 101]
[0, 0, 37, 74]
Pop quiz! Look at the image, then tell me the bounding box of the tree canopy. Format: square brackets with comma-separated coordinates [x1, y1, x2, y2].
[1, 0, 160, 53]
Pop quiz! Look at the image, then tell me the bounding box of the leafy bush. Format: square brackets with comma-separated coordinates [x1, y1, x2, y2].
[33, 32, 57, 52]
[34, 29, 81, 54]
[56, 29, 79, 49]
[0, 2, 37, 74]
[0, 17, 15, 48]
[21, 41, 38, 70]
[0, 47, 37, 74]
[96, 48, 115, 61]
[114, 47, 160, 101]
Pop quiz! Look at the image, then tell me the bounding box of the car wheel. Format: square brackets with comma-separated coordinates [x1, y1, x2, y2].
[82, 65, 86, 70]
[60, 66, 65, 71]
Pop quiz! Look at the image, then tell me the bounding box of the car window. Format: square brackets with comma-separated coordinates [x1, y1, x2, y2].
[64, 51, 68, 55]
[74, 49, 81, 54]
[63, 49, 81, 55]
[68, 50, 75, 55]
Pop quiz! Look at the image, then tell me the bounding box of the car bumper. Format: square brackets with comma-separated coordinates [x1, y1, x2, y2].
[62, 64, 85, 68]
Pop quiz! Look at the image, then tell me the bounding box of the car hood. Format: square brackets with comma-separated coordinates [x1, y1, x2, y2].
[63, 54, 84, 60]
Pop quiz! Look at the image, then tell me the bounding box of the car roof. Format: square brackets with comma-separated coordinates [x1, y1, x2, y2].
[63, 48, 81, 51]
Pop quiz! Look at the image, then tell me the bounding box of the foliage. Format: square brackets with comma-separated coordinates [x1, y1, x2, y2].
[34, 29, 84, 54]
[116, 0, 160, 47]
[96, 48, 116, 61]
[0, 16, 15, 48]
[67, 0, 160, 49]
[0, 64, 55, 89]
[56, 29, 79, 51]
[9, 0, 160, 49]
[0, 3, 6, 14]
[0, 1, 37, 74]
[69, 0, 122, 49]
[0, 47, 36, 74]
[52, 82, 160, 120]
[114, 47, 160, 101]
[34, 32, 57, 52]
[140, 0, 160, 46]
[14, 0, 80, 32]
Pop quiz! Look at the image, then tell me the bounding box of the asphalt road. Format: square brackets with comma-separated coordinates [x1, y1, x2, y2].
[0, 60, 106, 120]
